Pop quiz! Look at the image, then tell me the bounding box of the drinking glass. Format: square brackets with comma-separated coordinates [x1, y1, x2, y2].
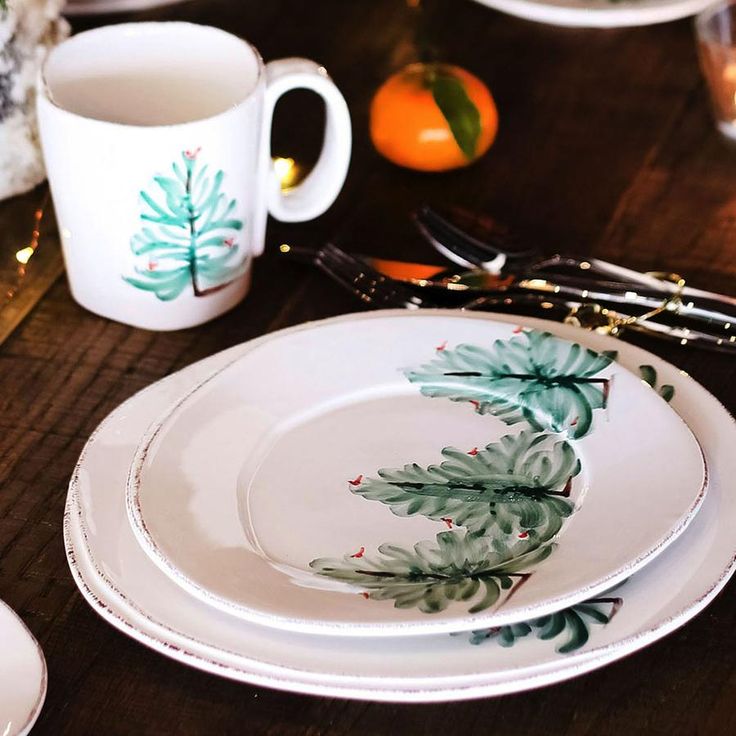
[696, 0, 736, 140]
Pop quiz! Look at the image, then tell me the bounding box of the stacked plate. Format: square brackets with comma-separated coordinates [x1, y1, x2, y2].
[64, 310, 736, 702]
[0, 600, 46, 736]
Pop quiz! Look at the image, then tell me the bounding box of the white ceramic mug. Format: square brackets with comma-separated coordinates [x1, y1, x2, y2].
[37, 22, 352, 330]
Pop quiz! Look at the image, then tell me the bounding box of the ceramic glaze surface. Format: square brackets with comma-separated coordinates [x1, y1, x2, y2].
[64, 311, 736, 701]
[472, 0, 715, 28]
[36, 22, 352, 329]
[43, 23, 258, 125]
[127, 316, 705, 635]
[0, 600, 47, 736]
[64, 0, 188, 14]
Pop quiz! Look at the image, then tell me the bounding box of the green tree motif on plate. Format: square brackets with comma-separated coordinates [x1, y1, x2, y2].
[310, 530, 553, 615]
[351, 430, 579, 543]
[404, 330, 613, 439]
[124, 148, 245, 301]
[639, 364, 675, 403]
[464, 594, 623, 653]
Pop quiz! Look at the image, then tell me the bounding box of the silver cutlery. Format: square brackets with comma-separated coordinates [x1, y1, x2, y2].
[281, 244, 736, 338]
[283, 243, 736, 353]
[414, 205, 736, 315]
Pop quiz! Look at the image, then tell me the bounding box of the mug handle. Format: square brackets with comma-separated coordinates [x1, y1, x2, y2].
[252, 58, 352, 255]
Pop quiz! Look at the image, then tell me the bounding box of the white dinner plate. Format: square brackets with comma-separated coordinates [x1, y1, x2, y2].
[0, 600, 47, 736]
[65, 311, 736, 701]
[472, 0, 714, 28]
[126, 316, 705, 636]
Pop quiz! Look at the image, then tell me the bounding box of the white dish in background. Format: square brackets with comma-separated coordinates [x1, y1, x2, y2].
[63, 0, 191, 15]
[0, 600, 47, 736]
[472, 0, 714, 28]
[65, 311, 736, 701]
[126, 315, 706, 636]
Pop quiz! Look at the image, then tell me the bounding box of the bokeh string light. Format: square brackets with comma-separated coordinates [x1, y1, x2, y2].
[273, 157, 301, 190]
[2, 193, 48, 309]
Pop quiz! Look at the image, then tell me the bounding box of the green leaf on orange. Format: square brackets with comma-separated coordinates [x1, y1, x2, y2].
[431, 73, 481, 161]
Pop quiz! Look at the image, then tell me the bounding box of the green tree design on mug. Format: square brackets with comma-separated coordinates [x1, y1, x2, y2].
[124, 148, 245, 301]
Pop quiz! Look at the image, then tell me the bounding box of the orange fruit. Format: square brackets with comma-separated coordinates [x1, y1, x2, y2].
[369, 62, 498, 172]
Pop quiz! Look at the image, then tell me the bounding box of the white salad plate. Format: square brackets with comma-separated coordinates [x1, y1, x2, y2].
[473, 0, 714, 28]
[65, 311, 736, 701]
[0, 599, 47, 736]
[126, 315, 705, 637]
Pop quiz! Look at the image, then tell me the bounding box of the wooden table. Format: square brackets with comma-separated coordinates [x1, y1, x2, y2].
[2, 0, 736, 732]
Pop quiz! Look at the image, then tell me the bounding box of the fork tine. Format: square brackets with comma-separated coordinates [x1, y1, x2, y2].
[417, 205, 538, 257]
[313, 245, 373, 303]
[316, 243, 433, 309]
[415, 205, 541, 272]
[416, 206, 502, 257]
[314, 252, 373, 305]
[414, 207, 509, 272]
[414, 207, 486, 266]
[443, 206, 539, 259]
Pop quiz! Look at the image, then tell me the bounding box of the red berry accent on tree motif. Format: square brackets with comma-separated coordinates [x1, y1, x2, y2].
[184, 146, 202, 160]
[503, 573, 532, 605]
[513, 326, 524, 334]
[469, 399, 480, 409]
[440, 517, 453, 528]
[147, 261, 157, 271]
[467, 447, 478, 456]
[360, 592, 370, 599]
[223, 237, 235, 248]
[350, 546, 366, 558]
[436, 340, 448, 352]
[518, 531, 529, 539]
[570, 416, 579, 427]
[348, 474, 363, 487]
[562, 476, 573, 498]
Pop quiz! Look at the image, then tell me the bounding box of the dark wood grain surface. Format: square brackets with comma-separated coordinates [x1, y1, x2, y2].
[2, 0, 736, 733]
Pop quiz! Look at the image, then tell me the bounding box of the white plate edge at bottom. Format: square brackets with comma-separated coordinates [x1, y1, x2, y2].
[63, 500, 736, 702]
[0, 599, 48, 735]
[63, 310, 736, 702]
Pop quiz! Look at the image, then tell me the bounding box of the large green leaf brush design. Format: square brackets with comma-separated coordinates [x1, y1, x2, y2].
[405, 330, 613, 439]
[310, 529, 553, 615]
[350, 430, 579, 544]
[465, 594, 623, 653]
[124, 148, 245, 301]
